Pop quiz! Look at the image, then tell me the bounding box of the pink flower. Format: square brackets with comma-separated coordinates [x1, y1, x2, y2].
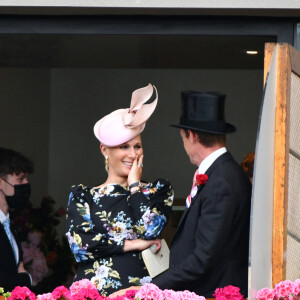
[8, 286, 36, 300]
[256, 287, 275, 300]
[176, 290, 205, 300]
[292, 279, 300, 297]
[52, 286, 71, 300]
[109, 296, 125, 300]
[162, 289, 178, 300]
[21, 241, 35, 264]
[28, 231, 42, 247]
[37, 293, 54, 300]
[214, 285, 244, 300]
[30, 249, 49, 285]
[177, 290, 193, 300]
[70, 279, 101, 300]
[21, 240, 49, 286]
[124, 290, 138, 300]
[135, 283, 164, 300]
[274, 280, 294, 298]
[70, 279, 97, 295]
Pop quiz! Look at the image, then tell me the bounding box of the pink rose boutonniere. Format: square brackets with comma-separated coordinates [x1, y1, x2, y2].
[196, 174, 208, 186]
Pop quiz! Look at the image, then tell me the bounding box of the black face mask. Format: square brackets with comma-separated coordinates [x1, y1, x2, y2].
[0, 177, 31, 209]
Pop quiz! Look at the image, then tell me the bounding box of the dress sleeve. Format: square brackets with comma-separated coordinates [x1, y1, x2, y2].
[127, 179, 174, 239]
[65, 184, 124, 262]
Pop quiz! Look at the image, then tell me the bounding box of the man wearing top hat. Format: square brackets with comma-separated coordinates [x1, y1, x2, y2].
[151, 91, 251, 297]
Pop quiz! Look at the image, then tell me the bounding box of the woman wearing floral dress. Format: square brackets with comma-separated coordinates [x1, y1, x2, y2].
[65, 84, 174, 296]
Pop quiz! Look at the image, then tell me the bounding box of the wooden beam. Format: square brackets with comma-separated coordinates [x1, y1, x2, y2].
[264, 43, 276, 86]
[272, 43, 290, 287]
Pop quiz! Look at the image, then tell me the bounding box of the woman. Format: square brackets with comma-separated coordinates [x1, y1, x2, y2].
[65, 84, 174, 296]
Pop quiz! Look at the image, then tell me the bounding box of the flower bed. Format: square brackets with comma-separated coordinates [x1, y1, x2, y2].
[3, 278, 300, 300]
[256, 279, 300, 300]
[0, 280, 246, 300]
[1, 282, 205, 300]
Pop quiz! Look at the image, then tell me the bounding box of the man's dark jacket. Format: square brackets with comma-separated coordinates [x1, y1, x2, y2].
[153, 152, 252, 297]
[0, 222, 31, 291]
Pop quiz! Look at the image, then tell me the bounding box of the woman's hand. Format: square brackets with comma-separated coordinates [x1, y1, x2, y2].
[123, 238, 161, 253]
[128, 154, 144, 187]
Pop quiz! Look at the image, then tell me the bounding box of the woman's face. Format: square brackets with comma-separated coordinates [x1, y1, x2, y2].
[101, 135, 143, 179]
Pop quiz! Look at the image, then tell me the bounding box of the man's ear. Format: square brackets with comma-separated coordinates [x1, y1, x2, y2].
[189, 130, 198, 144]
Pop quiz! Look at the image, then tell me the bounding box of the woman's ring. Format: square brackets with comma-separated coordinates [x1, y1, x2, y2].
[138, 162, 143, 168]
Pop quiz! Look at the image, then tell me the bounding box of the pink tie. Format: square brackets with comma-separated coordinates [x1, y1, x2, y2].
[186, 169, 199, 208]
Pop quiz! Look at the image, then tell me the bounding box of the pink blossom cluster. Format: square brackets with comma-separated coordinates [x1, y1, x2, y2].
[8, 286, 36, 300]
[7, 280, 137, 300]
[213, 285, 244, 300]
[52, 286, 71, 300]
[135, 283, 205, 300]
[21, 231, 49, 286]
[69, 279, 105, 300]
[256, 279, 300, 300]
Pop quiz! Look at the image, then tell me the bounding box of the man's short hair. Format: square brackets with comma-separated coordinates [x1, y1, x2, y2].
[184, 129, 226, 147]
[0, 147, 34, 177]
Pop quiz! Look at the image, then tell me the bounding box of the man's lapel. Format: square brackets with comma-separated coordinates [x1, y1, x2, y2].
[175, 184, 206, 233]
[173, 152, 233, 237]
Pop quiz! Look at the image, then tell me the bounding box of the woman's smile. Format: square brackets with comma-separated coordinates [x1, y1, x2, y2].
[123, 161, 134, 168]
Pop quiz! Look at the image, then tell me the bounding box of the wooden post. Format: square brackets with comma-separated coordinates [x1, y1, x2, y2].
[272, 43, 291, 287]
[264, 43, 276, 86]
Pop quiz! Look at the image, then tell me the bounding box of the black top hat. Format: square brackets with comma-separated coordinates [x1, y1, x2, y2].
[170, 91, 236, 134]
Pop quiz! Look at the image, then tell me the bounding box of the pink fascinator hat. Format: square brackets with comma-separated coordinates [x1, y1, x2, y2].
[94, 83, 158, 147]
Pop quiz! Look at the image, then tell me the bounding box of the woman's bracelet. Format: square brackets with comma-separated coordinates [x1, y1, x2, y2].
[129, 181, 140, 189]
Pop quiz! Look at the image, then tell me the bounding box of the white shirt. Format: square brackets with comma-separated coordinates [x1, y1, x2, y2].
[0, 209, 19, 263]
[198, 147, 227, 174]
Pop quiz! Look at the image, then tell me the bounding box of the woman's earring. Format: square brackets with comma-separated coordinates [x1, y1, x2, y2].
[105, 156, 109, 172]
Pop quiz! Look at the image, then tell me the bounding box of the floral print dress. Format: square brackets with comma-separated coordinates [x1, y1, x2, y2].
[65, 179, 174, 296]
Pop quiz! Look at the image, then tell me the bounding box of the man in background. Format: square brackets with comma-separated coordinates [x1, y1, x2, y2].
[0, 147, 33, 291]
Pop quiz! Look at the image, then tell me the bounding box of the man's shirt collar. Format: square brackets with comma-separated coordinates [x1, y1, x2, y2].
[0, 209, 9, 223]
[198, 147, 227, 174]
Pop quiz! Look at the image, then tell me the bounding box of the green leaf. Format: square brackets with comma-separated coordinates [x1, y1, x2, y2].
[128, 277, 141, 285]
[108, 269, 120, 279]
[93, 261, 100, 269]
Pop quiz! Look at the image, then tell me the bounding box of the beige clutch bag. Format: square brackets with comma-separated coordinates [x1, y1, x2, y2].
[142, 239, 170, 278]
